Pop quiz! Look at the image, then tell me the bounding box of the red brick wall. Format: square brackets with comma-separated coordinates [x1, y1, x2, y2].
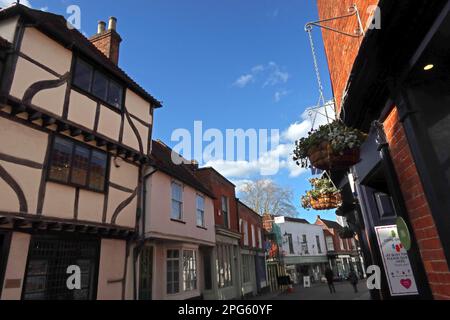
[238, 201, 263, 249]
[89, 30, 121, 65]
[384, 107, 450, 300]
[195, 169, 239, 233]
[316, 0, 379, 113]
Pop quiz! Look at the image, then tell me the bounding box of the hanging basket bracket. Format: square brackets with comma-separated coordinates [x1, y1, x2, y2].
[305, 4, 365, 38]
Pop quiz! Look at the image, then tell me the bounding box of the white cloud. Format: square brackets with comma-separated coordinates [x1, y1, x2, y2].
[274, 89, 289, 103]
[0, 0, 31, 8]
[233, 74, 254, 88]
[263, 62, 289, 87]
[201, 103, 335, 181]
[233, 62, 289, 89]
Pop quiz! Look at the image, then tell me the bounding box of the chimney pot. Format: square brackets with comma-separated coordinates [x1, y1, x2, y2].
[97, 21, 106, 34]
[108, 17, 117, 31]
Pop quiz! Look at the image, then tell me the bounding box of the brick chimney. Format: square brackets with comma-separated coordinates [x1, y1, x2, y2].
[89, 17, 122, 65]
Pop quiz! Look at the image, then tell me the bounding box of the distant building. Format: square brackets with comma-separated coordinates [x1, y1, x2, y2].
[194, 168, 242, 300]
[315, 216, 363, 279]
[237, 200, 267, 297]
[274, 216, 328, 284]
[140, 141, 216, 300]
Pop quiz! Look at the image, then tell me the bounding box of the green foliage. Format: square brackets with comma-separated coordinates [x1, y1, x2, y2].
[293, 120, 366, 168]
[301, 177, 340, 210]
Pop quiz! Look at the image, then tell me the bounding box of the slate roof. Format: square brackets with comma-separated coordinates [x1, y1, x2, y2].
[150, 140, 215, 199]
[0, 4, 162, 107]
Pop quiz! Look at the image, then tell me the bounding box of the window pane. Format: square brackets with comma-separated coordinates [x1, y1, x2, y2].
[196, 196, 204, 211]
[92, 71, 108, 100]
[49, 137, 73, 183]
[71, 145, 90, 186]
[172, 183, 182, 201]
[107, 80, 123, 108]
[73, 59, 93, 92]
[89, 151, 107, 191]
[171, 201, 182, 220]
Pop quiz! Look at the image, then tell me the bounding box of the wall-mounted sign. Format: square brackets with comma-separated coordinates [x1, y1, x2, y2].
[396, 217, 412, 251]
[375, 225, 419, 296]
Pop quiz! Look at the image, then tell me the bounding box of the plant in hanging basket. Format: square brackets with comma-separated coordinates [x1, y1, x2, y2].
[338, 226, 355, 239]
[293, 120, 367, 170]
[301, 177, 342, 211]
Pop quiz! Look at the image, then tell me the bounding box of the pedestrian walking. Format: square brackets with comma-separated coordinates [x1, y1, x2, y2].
[325, 267, 336, 294]
[348, 269, 359, 293]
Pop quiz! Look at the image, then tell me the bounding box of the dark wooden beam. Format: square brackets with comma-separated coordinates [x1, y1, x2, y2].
[42, 116, 56, 127]
[87, 226, 98, 234]
[57, 122, 70, 132]
[11, 104, 26, 116]
[96, 139, 107, 147]
[28, 111, 43, 122]
[14, 219, 31, 228]
[32, 221, 47, 230]
[70, 128, 82, 137]
[47, 222, 63, 231]
[62, 224, 76, 232]
[0, 217, 11, 225]
[107, 143, 117, 152]
[83, 134, 95, 142]
[76, 225, 88, 233]
[116, 148, 126, 157]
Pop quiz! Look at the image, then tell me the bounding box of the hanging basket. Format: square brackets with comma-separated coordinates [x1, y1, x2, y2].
[309, 192, 342, 211]
[307, 141, 361, 171]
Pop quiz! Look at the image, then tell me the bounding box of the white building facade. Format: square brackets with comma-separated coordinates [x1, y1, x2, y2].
[274, 217, 328, 284]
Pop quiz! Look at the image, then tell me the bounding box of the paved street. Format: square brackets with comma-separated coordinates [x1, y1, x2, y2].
[252, 282, 371, 301]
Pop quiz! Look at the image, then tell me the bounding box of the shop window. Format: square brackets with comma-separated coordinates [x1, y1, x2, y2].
[22, 236, 99, 300]
[183, 250, 197, 291]
[166, 250, 180, 294]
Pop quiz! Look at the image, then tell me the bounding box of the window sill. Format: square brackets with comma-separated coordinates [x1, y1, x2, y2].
[196, 226, 207, 230]
[170, 219, 186, 225]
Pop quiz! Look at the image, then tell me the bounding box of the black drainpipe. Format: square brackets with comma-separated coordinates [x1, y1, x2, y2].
[133, 166, 157, 300]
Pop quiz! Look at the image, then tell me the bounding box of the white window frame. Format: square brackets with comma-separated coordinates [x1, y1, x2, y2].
[171, 181, 183, 221]
[326, 236, 335, 251]
[251, 224, 256, 248]
[196, 194, 205, 227]
[166, 249, 180, 295]
[257, 227, 263, 249]
[183, 250, 198, 292]
[243, 220, 249, 247]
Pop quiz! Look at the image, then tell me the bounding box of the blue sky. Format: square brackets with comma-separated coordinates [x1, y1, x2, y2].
[8, 0, 337, 222]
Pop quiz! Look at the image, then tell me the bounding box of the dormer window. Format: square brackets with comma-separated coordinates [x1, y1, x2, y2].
[73, 58, 124, 109]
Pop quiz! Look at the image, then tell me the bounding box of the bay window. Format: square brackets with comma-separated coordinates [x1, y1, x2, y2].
[166, 250, 180, 294]
[183, 250, 197, 291]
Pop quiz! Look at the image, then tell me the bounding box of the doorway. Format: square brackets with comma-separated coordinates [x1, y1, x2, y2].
[139, 246, 153, 300]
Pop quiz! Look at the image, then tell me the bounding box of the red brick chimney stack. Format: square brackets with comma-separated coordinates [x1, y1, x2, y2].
[89, 17, 122, 65]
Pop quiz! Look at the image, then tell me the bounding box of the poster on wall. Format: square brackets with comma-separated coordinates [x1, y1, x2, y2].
[375, 225, 419, 296]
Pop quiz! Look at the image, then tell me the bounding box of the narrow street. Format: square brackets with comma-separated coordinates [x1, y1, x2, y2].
[252, 282, 370, 301]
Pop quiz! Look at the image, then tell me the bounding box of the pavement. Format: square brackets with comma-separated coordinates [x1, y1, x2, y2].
[250, 282, 371, 301]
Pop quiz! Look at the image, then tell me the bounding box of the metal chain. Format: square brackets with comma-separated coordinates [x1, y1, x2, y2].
[306, 27, 333, 130]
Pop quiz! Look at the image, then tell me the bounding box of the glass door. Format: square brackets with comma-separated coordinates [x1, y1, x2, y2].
[139, 246, 153, 300]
